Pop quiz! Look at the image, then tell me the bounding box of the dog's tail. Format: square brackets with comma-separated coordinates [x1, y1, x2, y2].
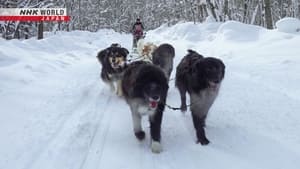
[187, 49, 198, 54]
[187, 49, 204, 59]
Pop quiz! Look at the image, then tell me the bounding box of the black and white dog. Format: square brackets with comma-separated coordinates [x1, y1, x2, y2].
[97, 45, 129, 96]
[122, 61, 169, 153]
[152, 43, 175, 80]
[175, 50, 225, 145]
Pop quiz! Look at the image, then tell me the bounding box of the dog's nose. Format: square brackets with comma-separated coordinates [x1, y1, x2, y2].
[112, 58, 116, 63]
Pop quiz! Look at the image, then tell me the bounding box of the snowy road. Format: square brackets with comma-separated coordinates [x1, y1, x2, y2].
[1, 22, 300, 169]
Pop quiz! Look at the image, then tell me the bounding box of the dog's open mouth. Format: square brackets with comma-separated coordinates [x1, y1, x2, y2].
[111, 63, 121, 69]
[149, 101, 158, 108]
[148, 97, 160, 109]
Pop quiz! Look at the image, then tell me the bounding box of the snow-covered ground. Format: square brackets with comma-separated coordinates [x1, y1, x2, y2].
[1, 18, 300, 169]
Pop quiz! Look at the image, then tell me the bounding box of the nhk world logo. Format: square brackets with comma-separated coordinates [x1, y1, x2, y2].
[0, 8, 70, 21]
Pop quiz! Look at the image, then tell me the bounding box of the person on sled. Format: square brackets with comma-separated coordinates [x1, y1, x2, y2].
[132, 18, 144, 48]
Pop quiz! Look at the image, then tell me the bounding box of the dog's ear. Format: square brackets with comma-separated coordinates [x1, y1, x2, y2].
[190, 62, 200, 85]
[219, 59, 226, 77]
[191, 61, 208, 91]
[191, 61, 201, 76]
[121, 47, 129, 56]
[97, 48, 109, 64]
[103, 47, 111, 56]
[106, 46, 113, 53]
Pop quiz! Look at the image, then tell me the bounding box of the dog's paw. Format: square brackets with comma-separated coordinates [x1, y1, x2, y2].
[151, 140, 162, 153]
[196, 137, 210, 145]
[135, 131, 145, 140]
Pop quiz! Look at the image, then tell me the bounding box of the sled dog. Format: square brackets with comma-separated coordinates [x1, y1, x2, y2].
[97, 45, 129, 96]
[175, 50, 225, 145]
[152, 43, 175, 80]
[122, 61, 169, 153]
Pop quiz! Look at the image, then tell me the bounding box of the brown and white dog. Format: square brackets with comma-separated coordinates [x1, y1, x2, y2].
[97, 45, 129, 96]
[137, 39, 157, 62]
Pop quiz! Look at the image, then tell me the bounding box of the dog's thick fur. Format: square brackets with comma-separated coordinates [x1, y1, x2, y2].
[97, 46, 129, 96]
[175, 50, 225, 145]
[152, 43, 175, 80]
[122, 61, 169, 153]
[137, 39, 157, 62]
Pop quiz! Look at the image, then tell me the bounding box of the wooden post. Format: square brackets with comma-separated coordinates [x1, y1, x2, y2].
[37, 21, 43, 40]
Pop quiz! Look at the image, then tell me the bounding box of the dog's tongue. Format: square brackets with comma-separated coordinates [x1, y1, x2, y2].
[149, 101, 158, 108]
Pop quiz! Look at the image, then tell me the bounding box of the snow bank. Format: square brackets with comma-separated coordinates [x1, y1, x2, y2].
[149, 21, 221, 42]
[216, 21, 265, 42]
[275, 17, 300, 33]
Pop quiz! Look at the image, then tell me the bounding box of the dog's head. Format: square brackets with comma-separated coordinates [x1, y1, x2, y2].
[142, 82, 163, 109]
[106, 47, 129, 70]
[131, 63, 168, 110]
[193, 57, 225, 89]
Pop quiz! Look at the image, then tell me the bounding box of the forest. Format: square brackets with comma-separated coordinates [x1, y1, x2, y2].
[0, 0, 299, 39]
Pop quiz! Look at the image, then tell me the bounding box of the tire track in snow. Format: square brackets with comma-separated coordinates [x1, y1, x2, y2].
[23, 59, 108, 169]
[79, 95, 150, 169]
[79, 92, 113, 169]
[25, 78, 105, 169]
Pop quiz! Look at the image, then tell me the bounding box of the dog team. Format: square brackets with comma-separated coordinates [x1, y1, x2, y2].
[96, 40, 225, 153]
